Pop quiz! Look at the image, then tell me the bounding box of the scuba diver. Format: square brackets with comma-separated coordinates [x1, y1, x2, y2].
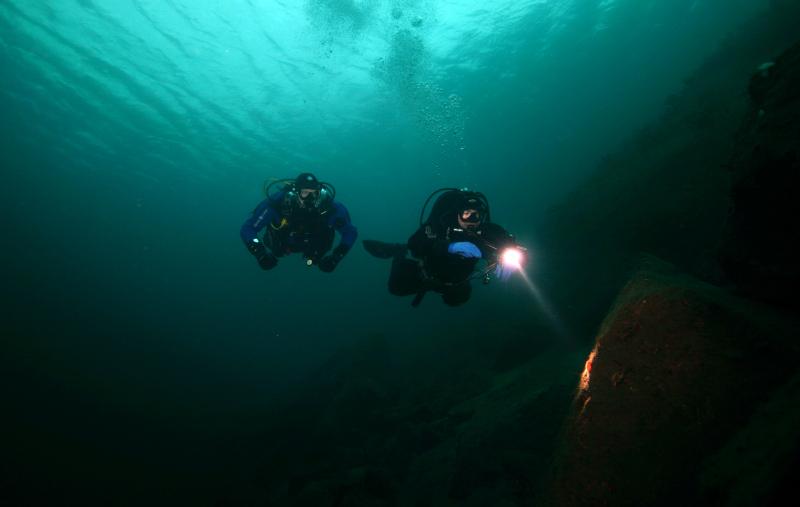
[241, 172, 357, 272]
[363, 188, 525, 307]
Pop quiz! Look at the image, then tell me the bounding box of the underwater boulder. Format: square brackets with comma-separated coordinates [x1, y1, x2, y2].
[545, 257, 798, 506]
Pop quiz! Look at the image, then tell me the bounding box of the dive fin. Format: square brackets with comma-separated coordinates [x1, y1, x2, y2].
[363, 240, 407, 259]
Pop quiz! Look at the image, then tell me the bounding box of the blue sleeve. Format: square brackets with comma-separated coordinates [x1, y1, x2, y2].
[240, 199, 278, 247]
[329, 202, 358, 250]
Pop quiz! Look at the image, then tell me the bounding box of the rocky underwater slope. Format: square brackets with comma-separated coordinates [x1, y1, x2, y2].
[544, 36, 800, 507]
[540, 10, 800, 506]
[228, 5, 800, 506]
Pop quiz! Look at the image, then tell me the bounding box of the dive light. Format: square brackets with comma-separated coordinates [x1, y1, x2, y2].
[500, 247, 524, 270]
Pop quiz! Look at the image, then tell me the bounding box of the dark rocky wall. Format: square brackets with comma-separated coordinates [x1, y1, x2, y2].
[719, 41, 800, 310]
[543, 37, 800, 506]
[537, 3, 800, 341]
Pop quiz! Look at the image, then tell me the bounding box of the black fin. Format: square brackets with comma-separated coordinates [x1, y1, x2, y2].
[363, 240, 407, 259]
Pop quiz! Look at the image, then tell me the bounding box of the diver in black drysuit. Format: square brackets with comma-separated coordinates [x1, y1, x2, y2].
[364, 188, 520, 307]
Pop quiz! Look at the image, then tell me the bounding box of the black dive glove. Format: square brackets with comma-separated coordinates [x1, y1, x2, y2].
[247, 239, 278, 271]
[257, 252, 278, 270]
[318, 245, 348, 273]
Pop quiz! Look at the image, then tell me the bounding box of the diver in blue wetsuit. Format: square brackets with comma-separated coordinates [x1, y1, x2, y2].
[241, 172, 357, 272]
[364, 188, 525, 307]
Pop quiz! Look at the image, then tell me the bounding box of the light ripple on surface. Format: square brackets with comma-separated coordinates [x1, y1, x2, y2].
[0, 0, 769, 181]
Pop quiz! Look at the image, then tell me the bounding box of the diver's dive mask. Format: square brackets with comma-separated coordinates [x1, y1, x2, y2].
[457, 208, 485, 231]
[298, 188, 320, 208]
[460, 208, 483, 224]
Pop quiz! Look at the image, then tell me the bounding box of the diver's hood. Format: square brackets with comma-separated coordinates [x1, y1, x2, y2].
[264, 177, 337, 212]
[421, 188, 491, 229]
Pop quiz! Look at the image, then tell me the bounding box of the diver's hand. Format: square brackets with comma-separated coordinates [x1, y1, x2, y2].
[318, 255, 339, 273]
[319, 245, 348, 273]
[256, 252, 278, 270]
[447, 241, 482, 259]
[248, 240, 278, 270]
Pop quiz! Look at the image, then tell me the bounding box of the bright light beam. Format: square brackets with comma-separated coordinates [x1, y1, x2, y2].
[514, 258, 570, 339]
[501, 247, 523, 269]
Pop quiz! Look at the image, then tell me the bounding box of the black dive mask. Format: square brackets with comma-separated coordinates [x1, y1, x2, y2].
[459, 209, 483, 224]
[298, 189, 320, 208]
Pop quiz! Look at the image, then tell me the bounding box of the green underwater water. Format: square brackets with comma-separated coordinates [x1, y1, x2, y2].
[0, 0, 777, 504]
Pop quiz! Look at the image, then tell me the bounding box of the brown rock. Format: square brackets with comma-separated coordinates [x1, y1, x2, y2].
[545, 257, 797, 507]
